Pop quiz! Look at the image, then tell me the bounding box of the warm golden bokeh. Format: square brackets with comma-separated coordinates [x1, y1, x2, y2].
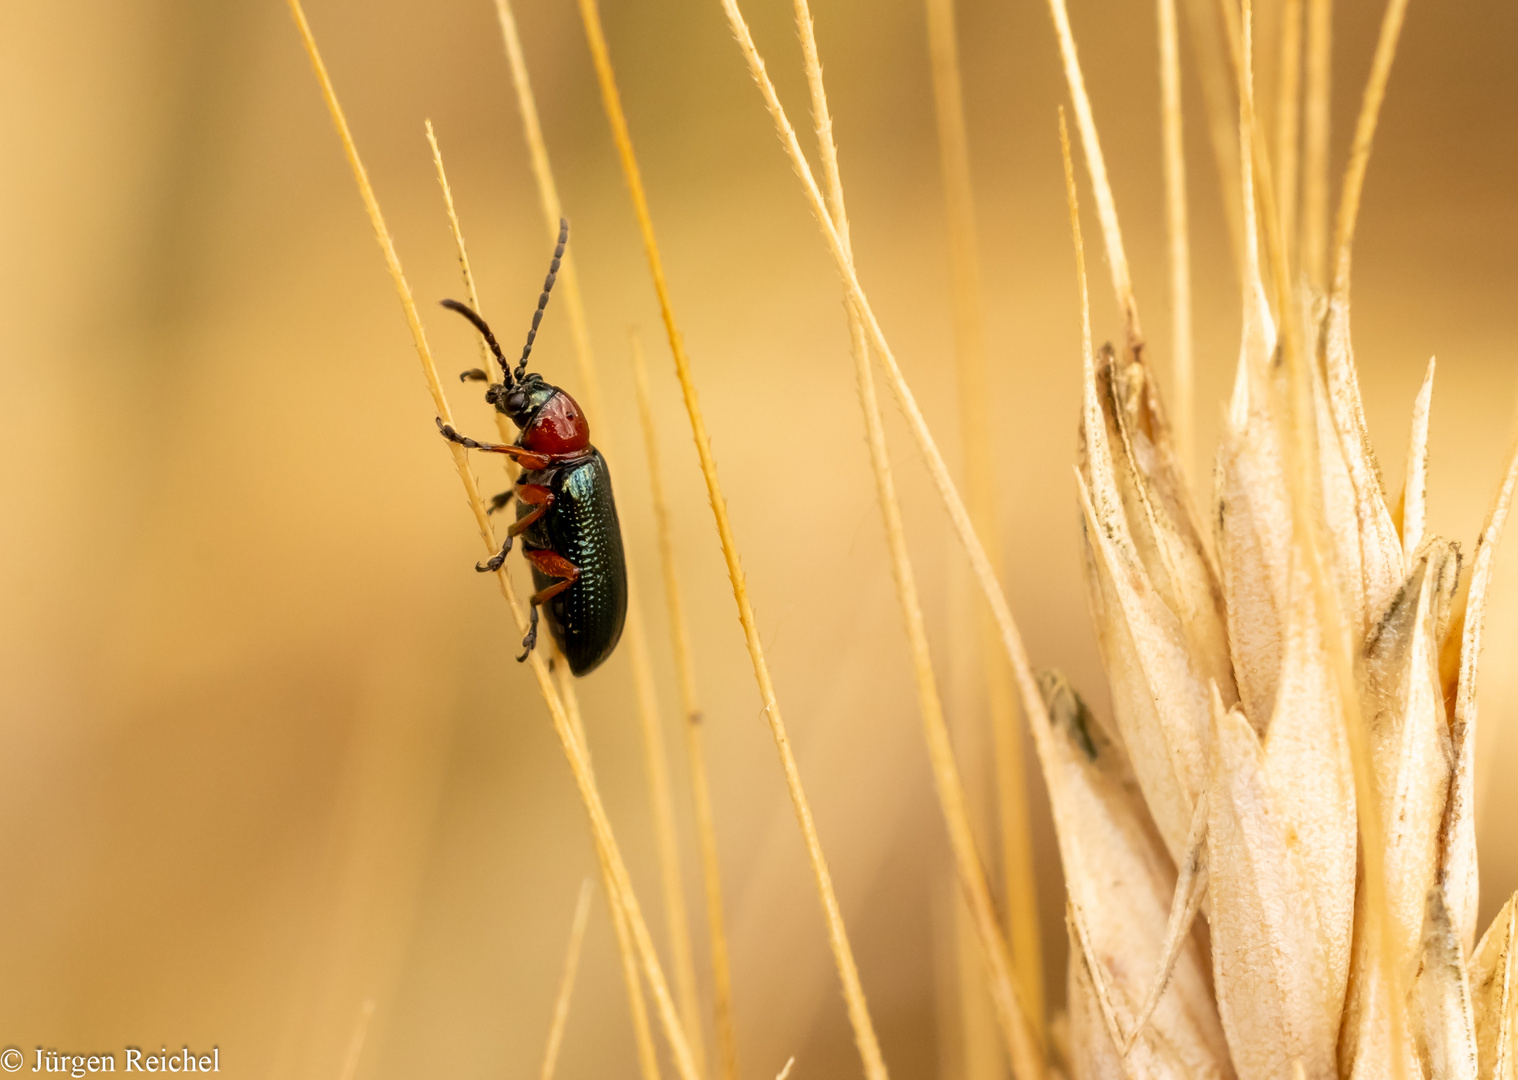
[4, 0, 1518, 1076]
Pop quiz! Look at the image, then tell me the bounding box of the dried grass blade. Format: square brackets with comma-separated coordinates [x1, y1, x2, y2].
[489, 6, 712, 1064]
[576, 3, 889, 1076]
[1300, 0, 1331, 291]
[539, 880, 596, 1080]
[1044, 0, 1141, 352]
[920, 0, 1044, 1029]
[284, 6, 699, 1077]
[338, 999, 375, 1080]
[1179, 0, 1245, 275]
[1275, 0, 1303, 264]
[630, 328, 741, 1080]
[713, 16, 1068, 1043]
[1157, 0, 1194, 471]
[424, 117, 667, 1080]
[793, 0, 1043, 1065]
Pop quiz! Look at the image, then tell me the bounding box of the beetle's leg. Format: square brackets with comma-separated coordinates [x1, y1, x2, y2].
[459, 368, 490, 382]
[435, 419, 552, 469]
[516, 550, 581, 662]
[475, 535, 513, 573]
[485, 488, 515, 516]
[508, 484, 555, 537]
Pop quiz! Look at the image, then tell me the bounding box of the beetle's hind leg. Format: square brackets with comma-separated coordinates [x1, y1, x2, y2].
[515, 550, 581, 663]
[517, 606, 539, 662]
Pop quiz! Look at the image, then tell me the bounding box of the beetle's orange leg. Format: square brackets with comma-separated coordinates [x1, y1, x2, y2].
[508, 484, 555, 537]
[436, 419, 552, 470]
[516, 550, 581, 661]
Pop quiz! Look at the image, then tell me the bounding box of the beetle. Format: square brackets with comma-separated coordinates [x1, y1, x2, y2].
[436, 219, 628, 676]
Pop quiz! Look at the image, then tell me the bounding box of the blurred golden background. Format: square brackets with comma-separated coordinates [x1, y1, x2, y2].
[4, 0, 1518, 1075]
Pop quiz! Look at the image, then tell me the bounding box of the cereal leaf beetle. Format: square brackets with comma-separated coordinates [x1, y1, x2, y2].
[437, 219, 628, 676]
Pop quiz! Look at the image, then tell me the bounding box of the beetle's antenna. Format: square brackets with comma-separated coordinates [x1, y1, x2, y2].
[517, 217, 569, 383]
[441, 299, 513, 386]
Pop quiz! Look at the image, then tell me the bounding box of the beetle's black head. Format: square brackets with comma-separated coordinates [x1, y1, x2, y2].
[486, 372, 557, 429]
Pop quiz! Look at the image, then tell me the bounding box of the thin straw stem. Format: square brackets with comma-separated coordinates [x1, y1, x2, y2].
[714, 0, 1070, 1036]
[629, 328, 742, 1080]
[919, 0, 1044, 1035]
[1180, 0, 1245, 276]
[1301, 0, 1331, 292]
[424, 120, 662, 1080]
[284, 8, 701, 1079]
[539, 880, 596, 1080]
[1157, 0, 1194, 474]
[1329, 0, 1412, 299]
[338, 999, 375, 1080]
[490, 3, 710, 1065]
[1275, 0, 1303, 272]
[1044, 0, 1142, 354]
[790, 0, 1044, 1071]
[574, 3, 890, 1078]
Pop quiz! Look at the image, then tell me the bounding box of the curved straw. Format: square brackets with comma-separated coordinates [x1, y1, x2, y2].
[1300, 0, 1332, 291]
[491, 3, 717, 1067]
[285, 7, 701, 1079]
[575, 1, 891, 1076]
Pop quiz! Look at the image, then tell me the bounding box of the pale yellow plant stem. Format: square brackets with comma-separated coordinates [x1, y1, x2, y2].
[788, 0, 1045, 1072]
[1275, 0, 1303, 272]
[629, 328, 742, 1080]
[576, 2, 890, 1076]
[1237, 3, 1407, 1076]
[1044, 0, 1142, 354]
[918, 0, 1044, 1037]
[337, 999, 374, 1080]
[285, 8, 701, 1079]
[424, 120, 661, 1080]
[539, 880, 595, 1080]
[490, 4, 710, 1068]
[1156, 0, 1194, 475]
[715, 0, 1068, 1024]
[1301, 0, 1331, 292]
[1180, 0, 1245, 276]
[1329, 0, 1412, 298]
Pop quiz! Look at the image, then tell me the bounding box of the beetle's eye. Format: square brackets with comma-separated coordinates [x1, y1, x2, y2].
[506, 391, 528, 413]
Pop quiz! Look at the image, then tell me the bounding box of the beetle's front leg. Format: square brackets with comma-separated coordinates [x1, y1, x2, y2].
[436, 418, 551, 469]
